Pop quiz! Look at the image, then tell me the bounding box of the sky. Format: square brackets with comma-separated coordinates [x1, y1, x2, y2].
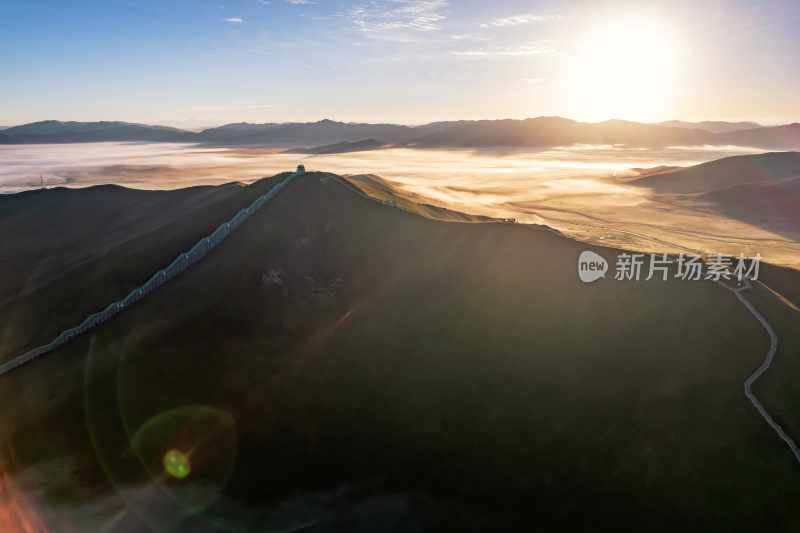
[1, 0, 799, 128]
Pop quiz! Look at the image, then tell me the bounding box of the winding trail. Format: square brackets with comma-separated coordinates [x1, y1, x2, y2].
[718, 279, 800, 464]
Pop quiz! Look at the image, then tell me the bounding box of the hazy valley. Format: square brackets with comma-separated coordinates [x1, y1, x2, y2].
[2, 136, 798, 269]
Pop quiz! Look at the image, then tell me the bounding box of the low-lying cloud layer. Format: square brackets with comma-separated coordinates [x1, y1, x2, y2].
[2, 142, 796, 268]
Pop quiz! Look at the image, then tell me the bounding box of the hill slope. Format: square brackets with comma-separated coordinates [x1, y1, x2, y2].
[718, 124, 800, 149]
[698, 177, 800, 239]
[2, 172, 800, 531]
[0, 176, 291, 357]
[633, 151, 800, 193]
[283, 138, 387, 154]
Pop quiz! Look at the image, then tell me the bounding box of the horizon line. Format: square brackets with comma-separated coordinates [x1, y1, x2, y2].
[3, 115, 799, 131]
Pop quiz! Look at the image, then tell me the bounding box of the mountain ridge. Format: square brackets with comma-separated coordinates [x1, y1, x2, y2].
[657, 120, 762, 133]
[718, 123, 800, 149]
[1, 120, 191, 143]
[1, 117, 799, 150]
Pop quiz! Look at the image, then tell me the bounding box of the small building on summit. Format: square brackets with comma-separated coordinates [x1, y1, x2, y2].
[296, 164, 306, 176]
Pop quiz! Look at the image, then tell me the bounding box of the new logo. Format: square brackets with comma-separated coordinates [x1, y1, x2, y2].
[578, 251, 608, 283]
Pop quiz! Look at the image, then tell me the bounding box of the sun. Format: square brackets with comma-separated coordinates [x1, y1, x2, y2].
[571, 17, 682, 123]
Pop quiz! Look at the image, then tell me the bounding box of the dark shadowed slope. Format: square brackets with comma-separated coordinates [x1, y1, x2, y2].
[0, 184, 241, 301]
[633, 151, 800, 194]
[697, 177, 800, 240]
[2, 172, 800, 532]
[0, 175, 291, 359]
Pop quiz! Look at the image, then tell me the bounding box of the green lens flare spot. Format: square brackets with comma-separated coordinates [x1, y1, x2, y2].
[130, 405, 238, 514]
[163, 449, 191, 480]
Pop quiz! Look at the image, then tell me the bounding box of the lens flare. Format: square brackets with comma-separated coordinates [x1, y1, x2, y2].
[163, 449, 192, 480]
[131, 405, 238, 510]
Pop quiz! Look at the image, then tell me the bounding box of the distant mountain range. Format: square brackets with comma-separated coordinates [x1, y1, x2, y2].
[1, 117, 799, 150]
[0, 120, 189, 144]
[407, 118, 717, 147]
[193, 119, 418, 147]
[716, 123, 800, 149]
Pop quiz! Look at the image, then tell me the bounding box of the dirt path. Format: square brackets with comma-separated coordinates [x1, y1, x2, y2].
[719, 279, 800, 464]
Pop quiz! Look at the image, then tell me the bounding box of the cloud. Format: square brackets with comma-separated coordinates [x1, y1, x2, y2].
[350, 0, 449, 42]
[452, 43, 555, 57]
[481, 14, 560, 28]
[224, 17, 243, 23]
[450, 33, 491, 42]
[189, 103, 273, 112]
[286, 0, 315, 4]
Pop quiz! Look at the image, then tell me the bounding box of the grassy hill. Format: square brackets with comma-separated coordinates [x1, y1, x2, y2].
[631, 152, 800, 240]
[698, 177, 800, 239]
[0, 176, 292, 359]
[633, 151, 800, 194]
[344, 173, 499, 223]
[1, 173, 800, 531]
